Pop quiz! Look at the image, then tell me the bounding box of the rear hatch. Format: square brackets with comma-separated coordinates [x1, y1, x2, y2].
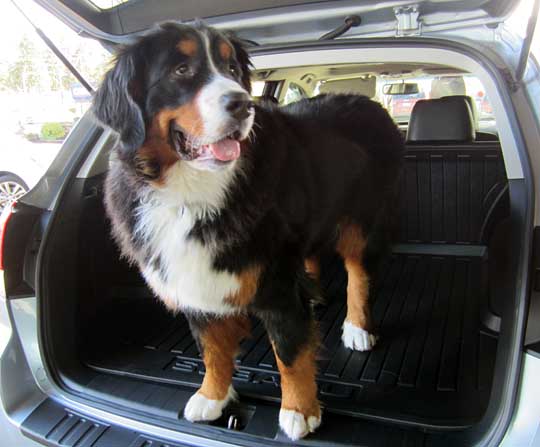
[20, 1, 535, 446]
[34, 0, 522, 44]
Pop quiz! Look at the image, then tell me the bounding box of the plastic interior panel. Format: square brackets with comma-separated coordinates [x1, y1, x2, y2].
[21, 393, 433, 446]
[21, 399, 192, 447]
[399, 142, 507, 244]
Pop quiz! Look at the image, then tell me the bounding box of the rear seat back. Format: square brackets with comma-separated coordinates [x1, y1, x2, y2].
[398, 98, 508, 245]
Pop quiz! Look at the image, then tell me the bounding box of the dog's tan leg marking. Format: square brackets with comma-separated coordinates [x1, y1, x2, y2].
[304, 257, 320, 281]
[336, 220, 376, 351]
[184, 316, 250, 422]
[224, 265, 262, 307]
[273, 344, 321, 440]
[198, 316, 250, 400]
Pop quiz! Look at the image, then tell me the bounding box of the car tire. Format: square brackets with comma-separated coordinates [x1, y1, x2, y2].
[0, 173, 28, 212]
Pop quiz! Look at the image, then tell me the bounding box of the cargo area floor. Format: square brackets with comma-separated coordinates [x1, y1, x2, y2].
[83, 251, 497, 429]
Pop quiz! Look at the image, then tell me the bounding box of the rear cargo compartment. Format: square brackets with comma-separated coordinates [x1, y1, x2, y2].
[33, 136, 510, 444]
[83, 250, 496, 428]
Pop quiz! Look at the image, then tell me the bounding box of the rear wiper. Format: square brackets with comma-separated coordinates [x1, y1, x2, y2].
[319, 15, 362, 41]
[10, 0, 94, 95]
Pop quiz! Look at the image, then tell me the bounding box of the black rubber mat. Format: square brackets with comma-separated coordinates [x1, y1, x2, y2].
[83, 251, 497, 429]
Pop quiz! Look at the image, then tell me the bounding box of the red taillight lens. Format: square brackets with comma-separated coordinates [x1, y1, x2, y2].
[0, 204, 14, 271]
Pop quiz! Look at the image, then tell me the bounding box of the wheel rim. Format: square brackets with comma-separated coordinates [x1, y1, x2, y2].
[0, 181, 27, 211]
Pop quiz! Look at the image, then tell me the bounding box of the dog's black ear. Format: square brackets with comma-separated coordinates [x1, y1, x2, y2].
[227, 33, 252, 93]
[92, 47, 145, 156]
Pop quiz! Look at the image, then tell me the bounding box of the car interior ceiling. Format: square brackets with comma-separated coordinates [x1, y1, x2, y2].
[38, 61, 516, 445]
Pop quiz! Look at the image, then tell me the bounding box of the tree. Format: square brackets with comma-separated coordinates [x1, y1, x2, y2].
[44, 49, 62, 91]
[6, 35, 41, 92]
[0, 32, 111, 93]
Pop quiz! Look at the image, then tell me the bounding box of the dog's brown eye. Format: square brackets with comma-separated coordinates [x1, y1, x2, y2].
[229, 64, 239, 76]
[174, 64, 191, 76]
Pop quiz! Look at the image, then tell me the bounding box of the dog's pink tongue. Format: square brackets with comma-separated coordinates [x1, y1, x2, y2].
[208, 139, 241, 161]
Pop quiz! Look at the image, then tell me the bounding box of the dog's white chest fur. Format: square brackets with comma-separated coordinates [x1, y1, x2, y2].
[135, 161, 241, 315]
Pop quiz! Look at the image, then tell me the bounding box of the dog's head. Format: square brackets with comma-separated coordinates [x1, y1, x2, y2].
[93, 22, 254, 176]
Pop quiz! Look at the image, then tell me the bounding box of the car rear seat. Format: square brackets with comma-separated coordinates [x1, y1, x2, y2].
[399, 97, 508, 245]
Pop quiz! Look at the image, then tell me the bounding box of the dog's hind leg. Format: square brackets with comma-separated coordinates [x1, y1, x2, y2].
[336, 220, 377, 351]
[183, 314, 250, 422]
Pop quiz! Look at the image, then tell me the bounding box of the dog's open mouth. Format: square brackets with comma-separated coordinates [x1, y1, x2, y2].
[169, 122, 242, 164]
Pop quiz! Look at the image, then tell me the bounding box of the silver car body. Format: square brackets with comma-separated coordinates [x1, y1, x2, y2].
[1, 0, 539, 445]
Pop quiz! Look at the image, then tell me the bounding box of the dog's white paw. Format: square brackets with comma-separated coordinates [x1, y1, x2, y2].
[184, 385, 236, 422]
[342, 321, 377, 351]
[279, 409, 321, 441]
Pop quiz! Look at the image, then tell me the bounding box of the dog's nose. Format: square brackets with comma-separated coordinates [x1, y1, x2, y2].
[221, 92, 254, 120]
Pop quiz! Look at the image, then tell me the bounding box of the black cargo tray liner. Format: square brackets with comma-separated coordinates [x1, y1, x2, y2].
[83, 252, 497, 430]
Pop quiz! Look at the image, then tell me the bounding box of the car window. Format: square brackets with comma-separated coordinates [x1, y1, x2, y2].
[376, 75, 495, 130]
[0, 2, 110, 211]
[307, 72, 495, 131]
[251, 81, 265, 98]
[282, 82, 307, 105]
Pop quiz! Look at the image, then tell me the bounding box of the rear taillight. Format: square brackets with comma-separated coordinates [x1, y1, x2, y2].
[0, 204, 14, 271]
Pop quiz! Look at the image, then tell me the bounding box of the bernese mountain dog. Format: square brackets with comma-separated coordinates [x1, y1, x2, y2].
[92, 22, 404, 441]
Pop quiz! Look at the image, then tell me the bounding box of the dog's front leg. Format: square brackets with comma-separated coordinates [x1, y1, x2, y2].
[183, 313, 250, 422]
[258, 304, 321, 440]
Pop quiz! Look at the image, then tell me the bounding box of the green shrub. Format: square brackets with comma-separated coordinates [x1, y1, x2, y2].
[41, 122, 66, 141]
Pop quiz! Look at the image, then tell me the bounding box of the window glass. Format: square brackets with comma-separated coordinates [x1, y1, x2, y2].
[282, 82, 307, 105]
[251, 81, 265, 97]
[310, 73, 494, 130]
[376, 75, 495, 130]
